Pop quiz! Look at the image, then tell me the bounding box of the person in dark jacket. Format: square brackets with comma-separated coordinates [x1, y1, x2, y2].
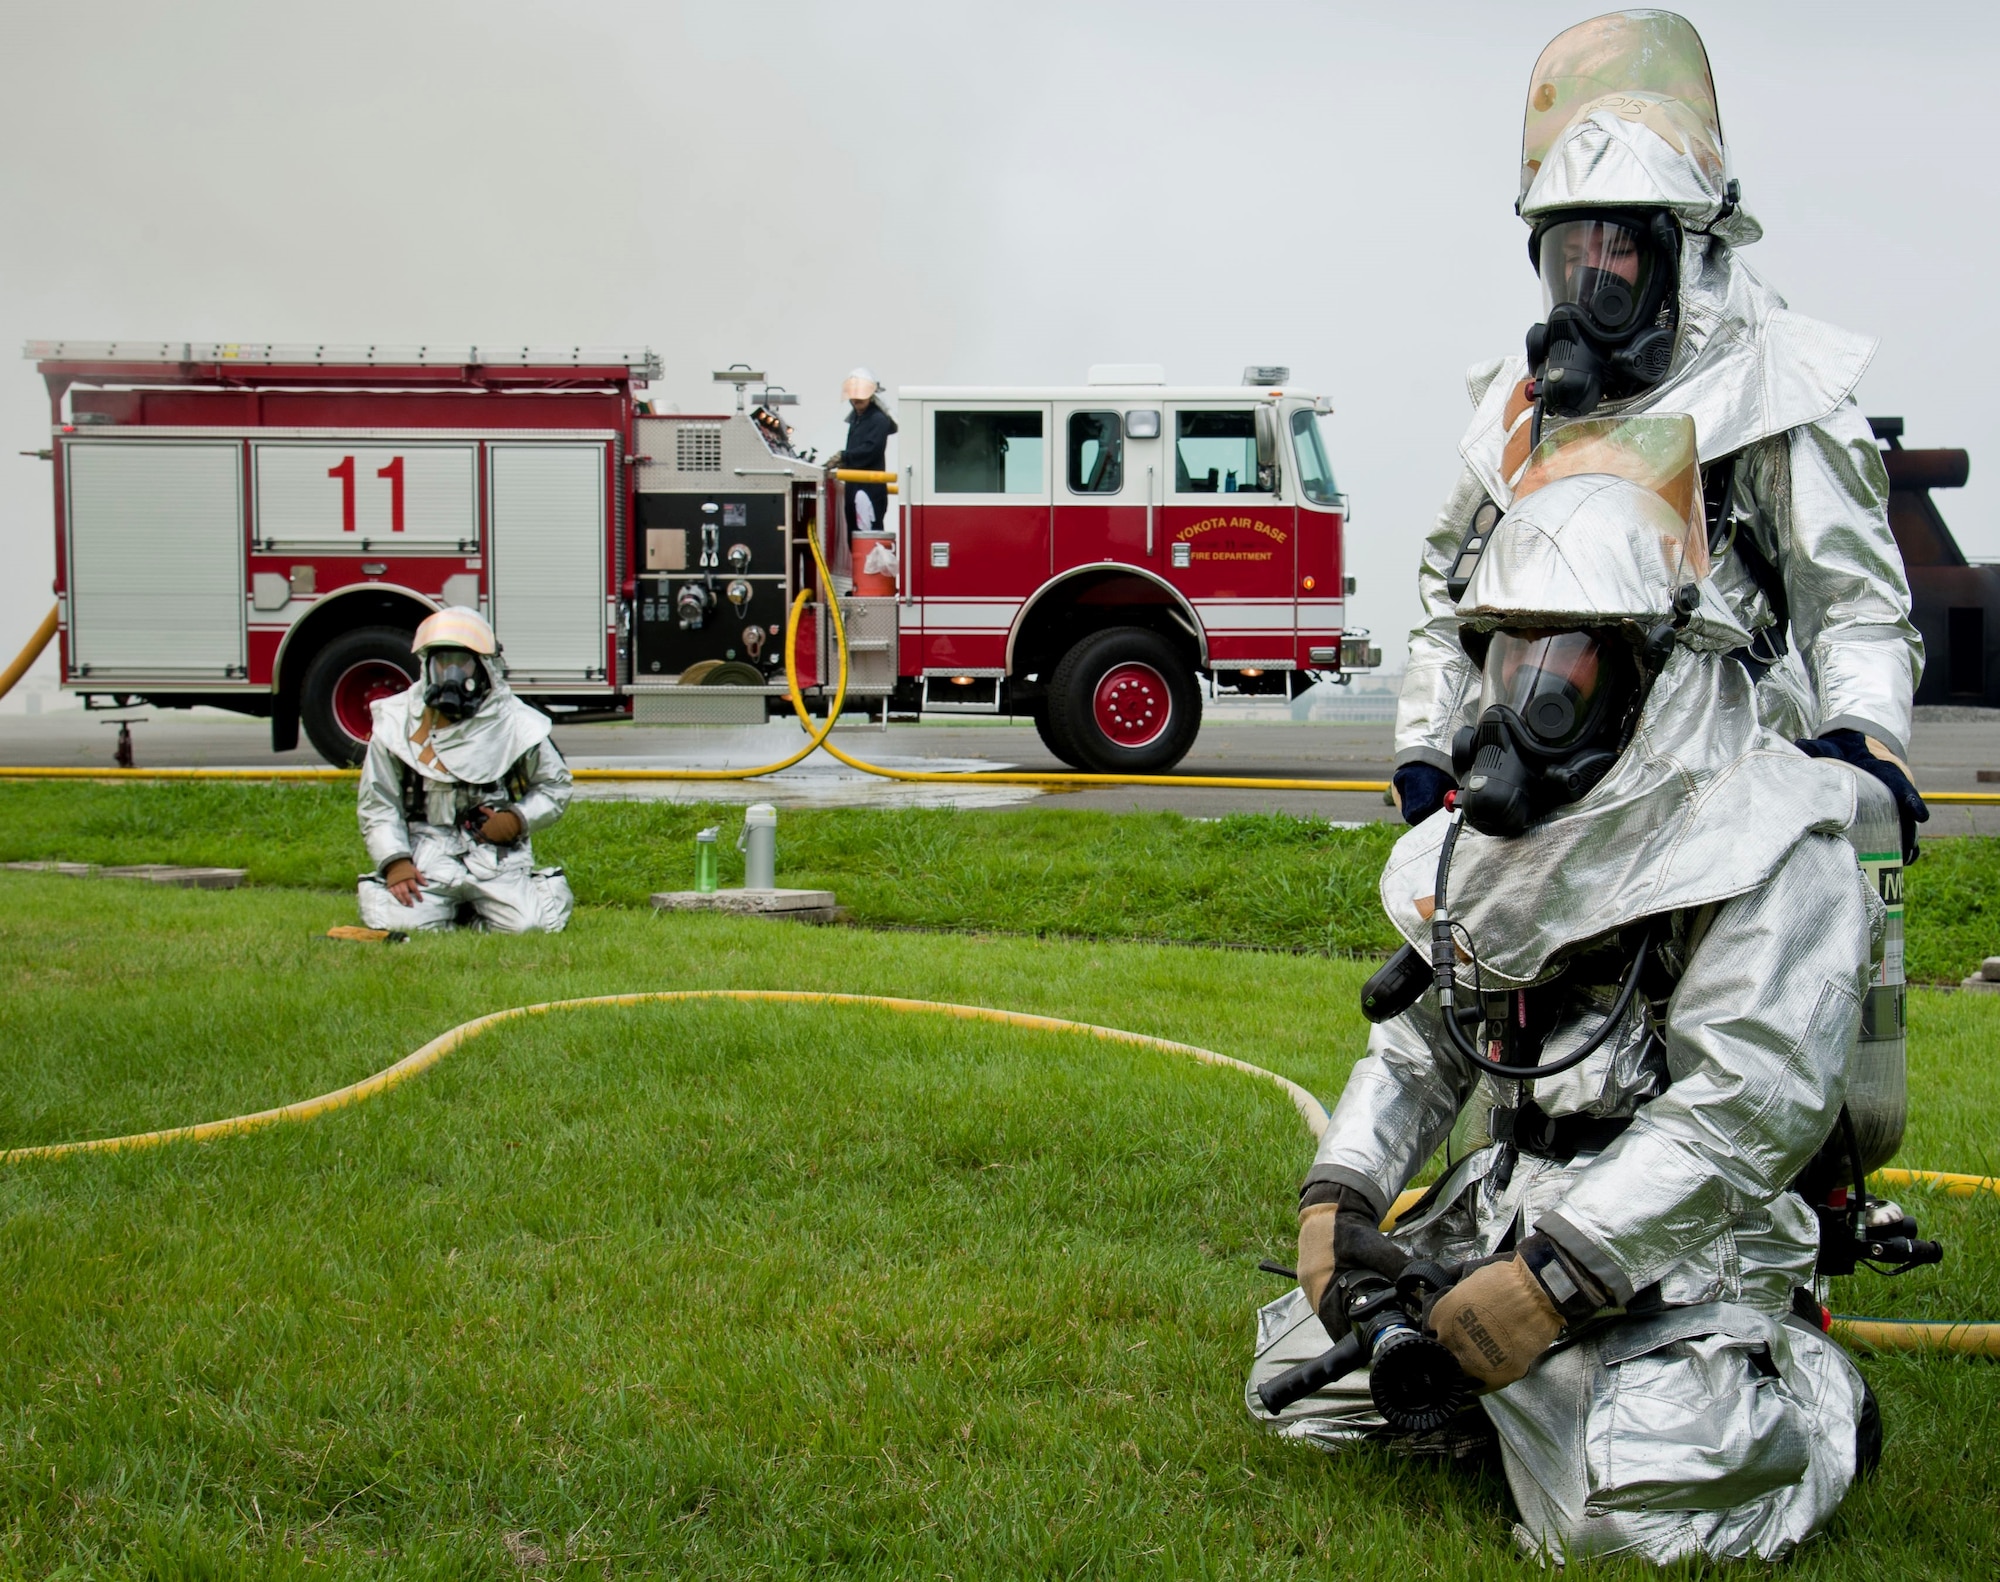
[836, 367, 897, 535]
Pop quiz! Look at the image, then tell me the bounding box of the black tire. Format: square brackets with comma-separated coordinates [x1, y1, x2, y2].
[1046, 626, 1201, 774]
[300, 625, 419, 766]
[1029, 701, 1081, 768]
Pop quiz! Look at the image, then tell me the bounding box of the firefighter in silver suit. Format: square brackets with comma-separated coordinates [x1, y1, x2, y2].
[1392, 10, 1926, 864]
[355, 608, 574, 934]
[1280, 421, 1881, 1563]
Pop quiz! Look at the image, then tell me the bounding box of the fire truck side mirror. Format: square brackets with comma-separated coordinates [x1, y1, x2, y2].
[1254, 405, 1282, 494]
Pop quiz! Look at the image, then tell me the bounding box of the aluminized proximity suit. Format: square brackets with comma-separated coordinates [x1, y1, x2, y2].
[355, 675, 574, 934]
[1254, 470, 1884, 1564]
[1395, 30, 1921, 777]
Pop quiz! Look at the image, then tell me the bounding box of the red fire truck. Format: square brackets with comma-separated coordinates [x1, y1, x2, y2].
[25, 343, 1377, 772]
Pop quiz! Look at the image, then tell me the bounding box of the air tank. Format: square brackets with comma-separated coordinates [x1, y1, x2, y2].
[1841, 767, 1907, 1173]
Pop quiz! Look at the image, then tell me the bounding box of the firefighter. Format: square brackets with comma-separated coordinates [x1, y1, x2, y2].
[1391, 10, 1926, 865]
[355, 608, 574, 934]
[833, 367, 897, 536]
[1300, 437, 1879, 1562]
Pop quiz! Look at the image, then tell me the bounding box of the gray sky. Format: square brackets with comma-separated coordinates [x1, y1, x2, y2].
[3, 0, 1995, 691]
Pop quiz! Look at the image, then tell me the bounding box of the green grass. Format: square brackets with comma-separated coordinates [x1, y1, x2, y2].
[1, 875, 1998, 1577]
[4, 781, 1998, 979]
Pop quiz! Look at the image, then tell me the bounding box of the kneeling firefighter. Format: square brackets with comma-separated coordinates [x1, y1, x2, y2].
[355, 608, 575, 934]
[1264, 417, 1896, 1564]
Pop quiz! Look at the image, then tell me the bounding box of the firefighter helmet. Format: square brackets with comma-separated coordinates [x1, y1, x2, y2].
[412, 606, 498, 657]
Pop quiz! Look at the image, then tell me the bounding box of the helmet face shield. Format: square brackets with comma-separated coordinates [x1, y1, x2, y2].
[1536, 216, 1668, 340]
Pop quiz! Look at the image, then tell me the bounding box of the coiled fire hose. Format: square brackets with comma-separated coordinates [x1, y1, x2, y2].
[1, 983, 1992, 1356]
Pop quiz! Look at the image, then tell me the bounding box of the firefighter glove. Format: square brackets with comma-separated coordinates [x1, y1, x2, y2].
[1426, 1253, 1564, 1393]
[474, 808, 524, 845]
[1795, 729, 1928, 864]
[1392, 762, 1456, 827]
[1297, 1203, 1340, 1330]
[382, 857, 424, 907]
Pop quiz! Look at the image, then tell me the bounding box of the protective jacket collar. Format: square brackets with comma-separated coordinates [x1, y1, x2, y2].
[368, 670, 552, 787]
[1379, 647, 1856, 987]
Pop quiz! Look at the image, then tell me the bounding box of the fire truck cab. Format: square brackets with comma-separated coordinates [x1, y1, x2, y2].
[26, 344, 1375, 773]
[882, 365, 1366, 770]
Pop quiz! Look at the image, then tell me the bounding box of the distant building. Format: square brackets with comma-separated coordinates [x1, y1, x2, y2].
[1871, 417, 1999, 707]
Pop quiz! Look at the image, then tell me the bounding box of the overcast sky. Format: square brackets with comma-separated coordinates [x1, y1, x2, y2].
[3, 0, 1995, 694]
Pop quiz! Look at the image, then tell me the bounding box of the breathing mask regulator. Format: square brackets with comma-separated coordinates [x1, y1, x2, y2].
[1525, 209, 1680, 421]
[423, 646, 490, 723]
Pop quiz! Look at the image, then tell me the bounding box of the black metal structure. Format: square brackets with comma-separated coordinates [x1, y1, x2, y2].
[1870, 416, 2000, 707]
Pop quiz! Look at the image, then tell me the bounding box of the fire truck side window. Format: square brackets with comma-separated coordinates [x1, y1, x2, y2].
[1066, 412, 1123, 494]
[1174, 411, 1261, 494]
[934, 411, 1045, 494]
[1290, 408, 1341, 506]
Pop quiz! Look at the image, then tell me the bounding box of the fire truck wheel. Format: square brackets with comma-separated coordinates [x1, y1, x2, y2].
[1047, 627, 1201, 774]
[1029, 702, 1079, 767]
[301, 626, 419, 766]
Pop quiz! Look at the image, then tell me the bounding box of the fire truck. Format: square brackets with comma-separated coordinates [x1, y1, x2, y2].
[24, 342, 1377, 772]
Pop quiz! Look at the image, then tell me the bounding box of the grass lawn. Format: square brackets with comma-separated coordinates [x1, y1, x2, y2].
[3, 780, 1998, 980]
[2, 873, 1998, 1578]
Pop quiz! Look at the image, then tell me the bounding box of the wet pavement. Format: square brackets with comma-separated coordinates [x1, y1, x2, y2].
[2, 702, 1996, 832]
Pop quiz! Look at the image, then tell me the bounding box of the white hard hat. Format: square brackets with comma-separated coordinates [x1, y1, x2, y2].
[842, 367, 880, 403]
[412, 606, 498, 657]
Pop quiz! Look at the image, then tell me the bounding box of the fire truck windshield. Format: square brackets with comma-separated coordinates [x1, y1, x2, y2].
[1291, 408, 1341, 506]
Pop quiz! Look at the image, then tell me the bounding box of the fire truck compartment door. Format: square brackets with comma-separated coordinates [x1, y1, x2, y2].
[64, 439, 246, 680]
[252, 441, 479, 551]
[487, 443, 608, 684]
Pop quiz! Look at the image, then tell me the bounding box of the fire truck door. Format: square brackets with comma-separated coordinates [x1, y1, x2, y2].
[1053, 406, 1152, 572]
[1159, 403, 1296, 666]
[63, 439, 246, 681]
[486, 443, 610, 686]
[918, 403, 1051, 673]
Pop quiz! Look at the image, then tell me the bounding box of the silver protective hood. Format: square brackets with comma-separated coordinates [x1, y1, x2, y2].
[1455, 471, 1747, 650]
[367, 660, 554, 787]
[1382, 651, 1854, 985]
[1385, 476, 1855, 984]
[1521, 89, 1757, 243]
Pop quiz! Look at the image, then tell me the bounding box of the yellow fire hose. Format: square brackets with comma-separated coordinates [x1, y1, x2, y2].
[3, 570, 1998, 802]
[0, 605, 59, 703]
[3, 980, 1991, 1356]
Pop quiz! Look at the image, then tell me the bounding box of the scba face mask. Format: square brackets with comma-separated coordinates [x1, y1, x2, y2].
[1452, 629, 1640, 838]
[424, 647, 490, 722]
[1525, 211, 1680, 417]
